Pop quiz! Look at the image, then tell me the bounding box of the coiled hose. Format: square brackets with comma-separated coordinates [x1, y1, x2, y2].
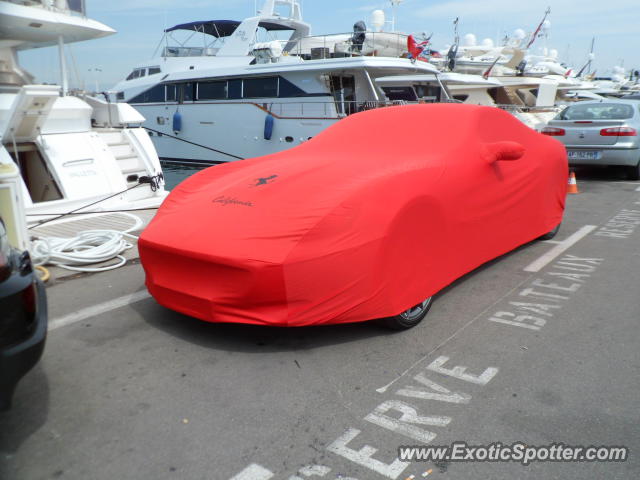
[30, 213, 143, 272]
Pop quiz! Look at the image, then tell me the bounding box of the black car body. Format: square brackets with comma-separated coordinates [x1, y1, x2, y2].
[0, 219, 47, 410]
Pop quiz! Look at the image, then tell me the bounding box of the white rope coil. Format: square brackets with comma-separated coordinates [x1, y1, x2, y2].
[31, 213, 143, 272]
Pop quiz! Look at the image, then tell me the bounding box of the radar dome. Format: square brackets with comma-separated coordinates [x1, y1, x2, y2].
[513, 28, 526, 40]
[371, 10, 385, 31]
[549, 49, 558, 59]
[481, 38, 494, 48]
[463, 33, 477, 47]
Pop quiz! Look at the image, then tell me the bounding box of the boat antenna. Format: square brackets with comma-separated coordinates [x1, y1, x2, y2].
[482, 55, 501, 79]
[576, 37, 595, 77]
[390, 0, 403, 32]
[453, 16, 459, 45]
[526, 6, 550, 49]
[587, 36, 595, 74]
[446, 17, 459, 71]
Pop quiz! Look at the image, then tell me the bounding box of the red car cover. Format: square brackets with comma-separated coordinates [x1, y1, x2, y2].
[139, 104, 567, 326]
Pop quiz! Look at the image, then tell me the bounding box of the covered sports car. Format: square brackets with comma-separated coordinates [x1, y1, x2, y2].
[139, 104, 567, 328]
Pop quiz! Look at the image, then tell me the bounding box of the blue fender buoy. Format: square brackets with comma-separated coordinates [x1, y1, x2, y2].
[264, 114, 274, 140]
[172, 110, 182, 133]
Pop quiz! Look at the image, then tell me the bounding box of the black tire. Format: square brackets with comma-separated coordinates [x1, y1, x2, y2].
[539, 223, 560, 240]
[378, 297, 433, 330]
[628, 161, 640, 181]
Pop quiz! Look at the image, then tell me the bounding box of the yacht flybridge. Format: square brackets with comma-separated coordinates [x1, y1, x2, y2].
[112, 0, 443, 164]
[0, 0, 166, 250]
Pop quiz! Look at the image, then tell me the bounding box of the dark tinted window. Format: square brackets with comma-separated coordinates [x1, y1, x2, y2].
[278, 77, 307, 97]
[178, 83, 194, 102]
[228, 79, 242, 99]
[128, 69, 142, 80]
[243, 77, 278, 98]
[67, 0, 85, 14]
[381, 86, 418, 102]
[414, 84, 442, 101]
[559, 103, 635, 120]
[166, 84, 176, 102]
[129, 84, 165, 103]
[148, 67, 161, 75]
[198, 81, 227, 100]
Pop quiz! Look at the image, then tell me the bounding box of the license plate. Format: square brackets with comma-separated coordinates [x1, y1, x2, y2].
[568, 150, 601, 160]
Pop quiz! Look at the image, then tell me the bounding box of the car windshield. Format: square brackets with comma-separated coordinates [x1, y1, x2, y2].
[558, 103, 635, 120]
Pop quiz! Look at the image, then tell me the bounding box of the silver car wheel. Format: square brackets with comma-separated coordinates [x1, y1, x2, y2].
[400, 298, 432, 321]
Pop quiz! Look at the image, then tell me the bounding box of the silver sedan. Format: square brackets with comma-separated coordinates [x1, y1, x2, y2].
[542, 100, 640, 179]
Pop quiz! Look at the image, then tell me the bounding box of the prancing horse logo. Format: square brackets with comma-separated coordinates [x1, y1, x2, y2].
[253, 175, 278, 187]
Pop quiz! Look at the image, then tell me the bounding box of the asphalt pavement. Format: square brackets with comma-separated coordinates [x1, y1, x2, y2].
[1, 168, 639, 480]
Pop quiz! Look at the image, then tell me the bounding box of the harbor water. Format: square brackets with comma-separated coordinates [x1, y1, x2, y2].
[162, 162, 208, 190]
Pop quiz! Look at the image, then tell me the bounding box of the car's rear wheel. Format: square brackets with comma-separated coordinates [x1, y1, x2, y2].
[378, 297, 433, 330]
[539, 223, 560, 240]
[628, 161, 640, 181]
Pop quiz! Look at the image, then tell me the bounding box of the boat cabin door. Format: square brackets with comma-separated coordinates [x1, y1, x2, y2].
[1, 85, 64, 204]
[329, 75, 356, 116]
[0, 85, 59, 143]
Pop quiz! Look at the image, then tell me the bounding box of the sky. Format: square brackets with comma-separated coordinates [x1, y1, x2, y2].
[18, 0, 640, 90]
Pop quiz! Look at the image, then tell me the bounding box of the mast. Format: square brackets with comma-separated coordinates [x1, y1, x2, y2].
[58, 35, 68, 95]
[526, 7, 550, 49]
[587, 37, 595, 74]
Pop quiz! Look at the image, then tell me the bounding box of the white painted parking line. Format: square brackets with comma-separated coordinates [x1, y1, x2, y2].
[49, 290, 151, 331]
[229, 464, 273, 480]
[376, 277, 530, 394]
[524, 225, 597, 273]
[635, 185, 640, 192]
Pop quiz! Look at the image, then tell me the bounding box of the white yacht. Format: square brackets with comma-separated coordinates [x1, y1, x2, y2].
[112, 0, 443, 164]
[0, 0, 167, 250]
[374, 72, 563, 130]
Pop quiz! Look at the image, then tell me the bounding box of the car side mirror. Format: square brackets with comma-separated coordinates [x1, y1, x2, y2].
[481, 141, 525, 163]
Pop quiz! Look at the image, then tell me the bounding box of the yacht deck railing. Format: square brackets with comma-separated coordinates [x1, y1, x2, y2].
[162, 31, 410, 59]
[256, 100, 558, 120]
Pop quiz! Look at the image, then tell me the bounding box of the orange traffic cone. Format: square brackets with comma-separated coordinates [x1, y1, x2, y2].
[567, 171, 579, 194]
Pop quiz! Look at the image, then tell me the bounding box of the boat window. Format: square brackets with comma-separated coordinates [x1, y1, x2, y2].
[116, 91, 125, 100]
[228, 79, 243, 99]
[243, 77, 278, 98]
[559, 103, 635, 120]
[414, 85, 441, 102]
[381, 86, 418, 102]
[329, 75, 356, 115]
[198, 81, 227, 100]
[67, 0, 85, 15]
[166, 84, 177, 102]
[129, 84, 165, 103]
[148, 67, 162, 76]
[178, 83, 194, 103]
[278, 77, 308, 97]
